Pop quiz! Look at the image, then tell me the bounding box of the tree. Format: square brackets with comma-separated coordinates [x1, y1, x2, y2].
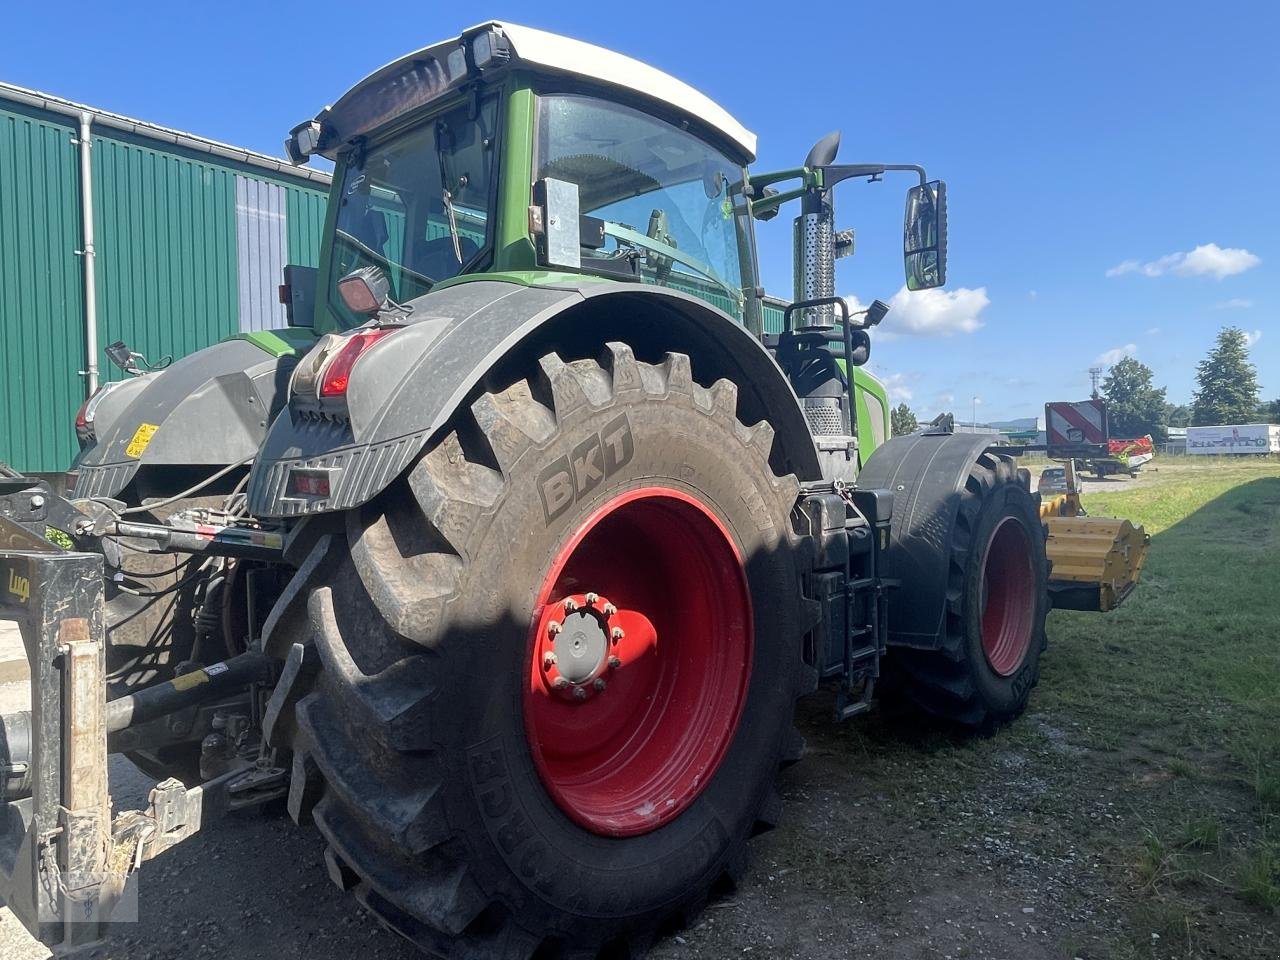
[1191, 326, 1260, 426]
[1164, 403, 1191, 428]
[1255, 399, 1280, 424]
[1102, 357, 1167, 441]
[891, 402, 918, 437]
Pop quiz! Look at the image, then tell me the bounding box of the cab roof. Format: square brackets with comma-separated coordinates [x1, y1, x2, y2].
[320, 21, 757, 162]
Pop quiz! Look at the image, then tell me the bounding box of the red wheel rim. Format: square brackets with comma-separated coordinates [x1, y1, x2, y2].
[980, 516, 1036, 677]
[523, 487, 752, 837]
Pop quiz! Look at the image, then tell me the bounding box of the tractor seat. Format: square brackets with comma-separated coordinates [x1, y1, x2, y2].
[411, 235, 479, 283]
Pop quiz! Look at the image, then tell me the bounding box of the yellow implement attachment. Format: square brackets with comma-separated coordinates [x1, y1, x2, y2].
[1042, 503, 1150, 612]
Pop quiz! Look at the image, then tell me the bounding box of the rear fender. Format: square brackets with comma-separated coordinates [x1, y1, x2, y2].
[247, 280, 820, 517]
[855, 431, 1003, 649]
[73, 337, 309, 499]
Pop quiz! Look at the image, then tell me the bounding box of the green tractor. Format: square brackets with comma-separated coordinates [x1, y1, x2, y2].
[0, 20, 1140, 957]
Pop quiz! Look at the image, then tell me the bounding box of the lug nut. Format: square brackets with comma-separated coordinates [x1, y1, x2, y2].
[585, 592, 599, 605]
[573, 686, 588, 700]
[608, 656, 621, 669]
[563, 597, 578, 612]
[542, 652, 557, 670]
[602, 603, 617, 617]
[593, 678, 607, 692]
[548, 620, 562, 636]
[553, 677, 570, 690]
[611, 626, 625, 642]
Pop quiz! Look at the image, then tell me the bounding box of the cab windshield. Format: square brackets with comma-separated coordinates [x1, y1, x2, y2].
[327, 95, 498, 326]
[536, 94, 755, 320]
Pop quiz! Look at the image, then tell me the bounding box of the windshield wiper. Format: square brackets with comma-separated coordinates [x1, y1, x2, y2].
[434, 120, 464, 265]
[441, 188, 463, 264]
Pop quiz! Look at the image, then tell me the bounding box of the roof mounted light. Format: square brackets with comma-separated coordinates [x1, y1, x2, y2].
[285, 120, 323, 165]
[470, 27, 511, 70]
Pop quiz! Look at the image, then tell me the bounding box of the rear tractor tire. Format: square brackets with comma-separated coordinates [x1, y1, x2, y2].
[288, 343, 810, 958]
[888, 452, 1049, 727]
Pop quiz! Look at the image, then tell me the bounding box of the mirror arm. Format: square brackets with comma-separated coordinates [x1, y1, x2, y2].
[818, 163, 928, 188]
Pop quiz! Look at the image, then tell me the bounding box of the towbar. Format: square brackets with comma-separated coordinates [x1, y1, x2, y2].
[0, 549, 116, 947]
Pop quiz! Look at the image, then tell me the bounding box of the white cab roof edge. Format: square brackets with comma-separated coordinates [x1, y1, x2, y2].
[335, 20, 757, 161]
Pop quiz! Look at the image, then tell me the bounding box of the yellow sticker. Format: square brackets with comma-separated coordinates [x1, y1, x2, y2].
[124, 423, 160, 458]
[170, 671, 210, 692]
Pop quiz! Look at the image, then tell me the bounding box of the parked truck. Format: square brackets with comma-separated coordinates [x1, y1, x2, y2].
[0, 21, 1149, 958]
[1186, 423, 1280, 455]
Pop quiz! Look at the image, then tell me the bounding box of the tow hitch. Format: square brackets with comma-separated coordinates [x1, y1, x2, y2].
[0, 544, 284, 947]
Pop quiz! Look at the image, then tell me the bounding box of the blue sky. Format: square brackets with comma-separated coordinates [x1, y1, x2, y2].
[4, 1, 1275, 422]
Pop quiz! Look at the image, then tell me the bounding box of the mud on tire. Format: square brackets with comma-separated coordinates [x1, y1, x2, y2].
[287, 343, 810, 958]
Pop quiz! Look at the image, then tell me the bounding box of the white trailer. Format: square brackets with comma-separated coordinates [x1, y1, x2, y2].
[1185, 423, 1280, 455]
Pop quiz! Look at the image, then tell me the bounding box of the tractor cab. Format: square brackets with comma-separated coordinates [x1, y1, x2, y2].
[285, 23, 943, 484]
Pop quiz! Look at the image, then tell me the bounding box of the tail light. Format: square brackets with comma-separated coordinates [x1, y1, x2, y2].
[74, 381, 122, 447]
[319, 329, 396, 398]
[291, 327, 400, 406]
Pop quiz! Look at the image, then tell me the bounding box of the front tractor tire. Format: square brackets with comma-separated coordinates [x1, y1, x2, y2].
[289, 343, 808, 958]
[889, 452, 1049, 727]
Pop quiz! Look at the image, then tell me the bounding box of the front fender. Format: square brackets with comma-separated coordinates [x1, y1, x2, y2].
[247, 279, 820, 517]
[856, 430, 1001, 648]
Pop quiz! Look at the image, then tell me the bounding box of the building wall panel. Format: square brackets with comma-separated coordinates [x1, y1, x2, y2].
[0, 84, 332, 472]
[0, 103, 85, 473]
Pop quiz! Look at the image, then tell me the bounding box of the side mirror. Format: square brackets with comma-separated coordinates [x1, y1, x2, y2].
[903, 180, 947, 290]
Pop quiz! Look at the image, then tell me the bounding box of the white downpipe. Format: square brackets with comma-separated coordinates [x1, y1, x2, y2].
[78, 111, 99, 396]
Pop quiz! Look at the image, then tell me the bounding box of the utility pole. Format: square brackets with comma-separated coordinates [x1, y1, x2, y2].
[971, 395, 978, 430]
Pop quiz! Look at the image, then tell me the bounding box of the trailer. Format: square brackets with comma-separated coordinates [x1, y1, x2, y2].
[0, 21, 1150, 958]
[1186, 423, 1280, 455]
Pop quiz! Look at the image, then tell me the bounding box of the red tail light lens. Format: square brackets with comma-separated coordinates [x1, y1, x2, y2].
[318, 329, 396, 398]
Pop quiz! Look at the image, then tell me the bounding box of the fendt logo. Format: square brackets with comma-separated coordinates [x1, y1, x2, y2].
[538, 414, 635, 524]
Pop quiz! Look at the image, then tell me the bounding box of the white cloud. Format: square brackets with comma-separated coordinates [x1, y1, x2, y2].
[1215, 298, 1254, 310]
[1106, 243, 1260, 280]
[1245, 329, 1264, 348]
[882, 285, 989, 337]
[1096, 343, 1138, 366]
[1106, 259, 1141, 278]
[880, 372, 914, 404]
[1146, 327, 1161, 335]
[937, 392, 956, 407]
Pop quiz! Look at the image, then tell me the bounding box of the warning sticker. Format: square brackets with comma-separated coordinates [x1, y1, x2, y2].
[124, 423, 160, 458]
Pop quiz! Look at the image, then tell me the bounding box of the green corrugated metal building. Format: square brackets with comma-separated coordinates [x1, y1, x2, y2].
[0, 81, 330, 473]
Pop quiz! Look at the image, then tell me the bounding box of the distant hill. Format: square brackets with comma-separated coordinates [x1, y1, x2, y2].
[986, 417, 1038, 432]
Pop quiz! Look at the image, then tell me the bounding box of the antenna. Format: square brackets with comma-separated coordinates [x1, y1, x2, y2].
[1089, 366, 1103, 399]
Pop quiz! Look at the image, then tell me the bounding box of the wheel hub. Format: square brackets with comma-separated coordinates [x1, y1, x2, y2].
[537, 594, 624, 700]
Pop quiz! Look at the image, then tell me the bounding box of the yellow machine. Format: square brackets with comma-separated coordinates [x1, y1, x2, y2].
[1040, 460, 1150, 612]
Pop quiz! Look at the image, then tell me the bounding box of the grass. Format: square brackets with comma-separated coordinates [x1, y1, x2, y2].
[1048, 459, 1280, 925]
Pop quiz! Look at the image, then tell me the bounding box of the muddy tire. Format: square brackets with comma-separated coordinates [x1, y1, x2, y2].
[289, 343, 809, 958]
[886, 452, 1048, 727]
